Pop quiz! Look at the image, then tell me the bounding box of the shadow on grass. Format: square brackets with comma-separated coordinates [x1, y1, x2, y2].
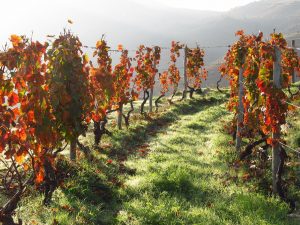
[106, 93, 228, 159]
[49, 91, 229, 224]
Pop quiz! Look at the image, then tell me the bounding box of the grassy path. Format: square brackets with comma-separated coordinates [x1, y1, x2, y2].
[115, 92, 294, 225]
[16, 90, 297, 224]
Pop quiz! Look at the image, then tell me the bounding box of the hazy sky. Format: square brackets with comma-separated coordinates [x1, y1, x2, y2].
[132, 0, 257, 11]
[0, 0, 258, 49]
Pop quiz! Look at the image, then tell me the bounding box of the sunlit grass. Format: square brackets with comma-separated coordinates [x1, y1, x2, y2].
[14, 89, 299, 224]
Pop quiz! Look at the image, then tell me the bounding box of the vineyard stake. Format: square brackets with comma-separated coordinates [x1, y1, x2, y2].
[183, 45, 188, 99]
[70, 138, 77, 161]
[235, 54, 245, 152]
[272, 46, 282, 194]
[149, 60, 156, 113]
[117, 103, 123, 129]
[291, 40, 296, 83]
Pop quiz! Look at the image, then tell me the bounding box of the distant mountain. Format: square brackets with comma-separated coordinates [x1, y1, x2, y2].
[186, 0, 300, 87]
[229, 0, 300, 20]
[73, 0, 300, 88]
[86, 0, 300, 64]
[131, 0, 300, 88]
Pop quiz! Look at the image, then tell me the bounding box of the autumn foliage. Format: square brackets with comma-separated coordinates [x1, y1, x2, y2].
[167, 41, 184, 95]
[112, 49, 137, 106]
[186, 47, 207, 90]
[0, 35, 58, 184]
[48, 30, 92, 143]
[90, 38, 114, 122]
[134, 45, 159, 92]
[220, 31, 299, 142]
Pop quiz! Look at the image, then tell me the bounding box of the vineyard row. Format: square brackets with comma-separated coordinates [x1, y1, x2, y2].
[0, 29, 299, 218]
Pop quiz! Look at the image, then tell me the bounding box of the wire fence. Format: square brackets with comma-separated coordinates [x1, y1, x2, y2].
[82, 42, 299, 53]
[279, 142, 300, 155]
[82, 44, 232, 53]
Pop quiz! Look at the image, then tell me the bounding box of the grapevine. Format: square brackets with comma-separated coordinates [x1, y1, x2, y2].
[134, 45, 158, 114]
[168, 41, 184, 100]
[112, 49, 138, 128]
[90, 38, 115, 146]
[185, 46, 207, 98]
[48, 30, 92, 160]
[0, 35, 60, 214]
[220, 30, 300, 201]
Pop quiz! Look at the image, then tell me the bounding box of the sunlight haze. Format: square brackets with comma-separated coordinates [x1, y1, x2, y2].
[0, 0, 258, 46]
[0, 0, 299, 65]
[132, 0, 257, 11]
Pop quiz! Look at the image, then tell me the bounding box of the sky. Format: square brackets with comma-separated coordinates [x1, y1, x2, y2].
[0, 0, 258, 49]
[131, 0, 257, 11]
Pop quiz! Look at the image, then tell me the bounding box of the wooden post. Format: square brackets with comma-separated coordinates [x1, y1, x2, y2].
[272, 46, 282, 194]
[183, 46, 188, 99]
[291, 40, 296, 83]
[70, 138, 77, 161]
[117, 103, 123, 129]
[149, 61, 156, 113]
[149, 88, 153, 113]
[235, 55, 245, 152]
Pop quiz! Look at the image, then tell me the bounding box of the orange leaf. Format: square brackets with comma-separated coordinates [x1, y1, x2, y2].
[35, 170, 44, 184]
[17, 129, 27, 142]
[35, 144, 42, 154]
[12, 108, 20, 120]
[15, 154, 25, 164]
[266, 138, 273, 145]
[92, 113, 101, 122]
[28, 110, 35, 122]
[10, 34, 22, 47]
[23, 163, 30, 171]
[235, 30, 244, 36]
[117, 44, 123, 51]
[96, 40, 103, 48]
[242, 173, 251, 181]
[8, 92, 19, 106]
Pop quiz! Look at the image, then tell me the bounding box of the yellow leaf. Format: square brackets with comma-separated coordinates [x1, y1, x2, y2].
[83, 54, 89, 64]
[10, 34, 22, 47]
[15, 154, 25, 164]
[96, 40, 103, 48]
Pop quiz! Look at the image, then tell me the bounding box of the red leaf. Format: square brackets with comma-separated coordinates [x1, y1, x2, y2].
[35, 170, 44, 184]
[28, 110, 35, 122]
[235, 30, 244, 36]
[8, 92, 19, 106]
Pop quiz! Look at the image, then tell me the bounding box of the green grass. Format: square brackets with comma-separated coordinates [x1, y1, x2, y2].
[115, 91, 294, 225]
[286, 82, 300, 148]
[285, 82, 300, 203]
[12, 89, 299, 224]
